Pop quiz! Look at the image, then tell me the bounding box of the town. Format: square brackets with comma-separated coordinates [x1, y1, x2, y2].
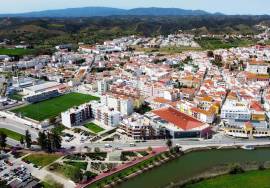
[0, 20, 270, 188]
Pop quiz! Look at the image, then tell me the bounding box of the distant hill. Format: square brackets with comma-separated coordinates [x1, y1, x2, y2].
[0, 15, 269, 50]
[0, 7, 213, 18]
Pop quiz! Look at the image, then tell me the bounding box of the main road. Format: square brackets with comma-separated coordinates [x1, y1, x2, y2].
[63, 137, 270, 152]
[0, 117, 39, 140]
[2, 115, 270, 152]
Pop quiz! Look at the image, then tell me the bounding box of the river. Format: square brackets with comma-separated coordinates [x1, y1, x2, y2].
[115, 148, 270, 188]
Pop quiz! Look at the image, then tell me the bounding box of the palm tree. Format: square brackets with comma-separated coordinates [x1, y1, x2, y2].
[37, 131, 47, 150]
[0, 132, 7, 149]
[25, 130, 32, 148]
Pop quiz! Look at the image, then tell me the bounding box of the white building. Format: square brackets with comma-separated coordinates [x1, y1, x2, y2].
[221, 100, 251, 120]
[246, 60, 269, 74]
[61, 103, 92, 128]
[97, 79, 109, 94]
[23, 82, 62, 95]
[120, 113, 156, 140]
[101, 94, 133, 116]
[91, 101, 120, 127]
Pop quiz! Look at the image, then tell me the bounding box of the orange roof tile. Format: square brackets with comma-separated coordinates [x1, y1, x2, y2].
[152, 107, 205, 131]
[250, 101, 264, 112]
[153, 97, 170, 103]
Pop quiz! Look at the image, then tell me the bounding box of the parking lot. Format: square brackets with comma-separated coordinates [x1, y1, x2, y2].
[0, 155, 39, 188]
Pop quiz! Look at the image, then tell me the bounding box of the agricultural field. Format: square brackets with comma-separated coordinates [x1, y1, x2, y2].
[195, 37, 256, 50]
[11, 93, 99, 121]
[0, 48, 35, 56]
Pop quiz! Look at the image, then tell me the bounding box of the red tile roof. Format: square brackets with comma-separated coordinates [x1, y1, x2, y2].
[250, 101, 264, 112]
[152, 107, 205, 131]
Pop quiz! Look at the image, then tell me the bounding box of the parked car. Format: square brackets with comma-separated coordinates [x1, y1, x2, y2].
[129, 143, 136, 147]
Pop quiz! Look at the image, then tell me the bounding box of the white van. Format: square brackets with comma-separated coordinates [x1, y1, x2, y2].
[105, 144, 112, 148]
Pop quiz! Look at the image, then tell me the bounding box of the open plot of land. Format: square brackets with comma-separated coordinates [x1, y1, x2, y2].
[84, 122, 104, 133]
[186, 169, 270, 188]
[0, 48, 35, 56]
[11, 93, 99, 121]
[23, 153, 62, 167]
[0, 128, 25, 141]
[195, 37, 256, 50]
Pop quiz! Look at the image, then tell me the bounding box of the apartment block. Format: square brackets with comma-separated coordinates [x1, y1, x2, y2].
[61, 103, 92, 128]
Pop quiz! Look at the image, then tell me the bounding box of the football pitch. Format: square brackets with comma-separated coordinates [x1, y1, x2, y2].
[11, 92, 99, 121]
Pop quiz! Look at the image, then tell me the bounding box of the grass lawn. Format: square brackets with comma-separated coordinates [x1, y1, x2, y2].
[23, 153, 61, 167]
[0, 48, 35, 56]
[84, 122, 104, 133]
[40, 181, 60, 188]
[50, 163, 83, 183]
[0, 128, 24, 141]
[11, 93, 99, 121]
[186, 169, 270, 188]
[63, 161, 88, 170]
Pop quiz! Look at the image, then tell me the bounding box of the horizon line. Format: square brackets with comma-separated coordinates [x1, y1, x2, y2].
[0, 6, 269, 16]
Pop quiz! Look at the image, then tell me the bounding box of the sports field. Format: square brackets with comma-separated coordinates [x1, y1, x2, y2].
[11, 93, 99, 121]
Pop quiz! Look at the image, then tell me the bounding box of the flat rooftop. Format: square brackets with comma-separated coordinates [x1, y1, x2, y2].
[24, 82, 61, 92]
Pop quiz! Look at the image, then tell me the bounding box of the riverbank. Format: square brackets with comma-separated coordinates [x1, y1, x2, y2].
[184, 169, 270, 188]
[173, 161, 270, 188]
[114, 147, 270, 188]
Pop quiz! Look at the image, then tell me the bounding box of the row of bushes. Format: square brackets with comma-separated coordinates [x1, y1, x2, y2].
[64, 152, 107, 161]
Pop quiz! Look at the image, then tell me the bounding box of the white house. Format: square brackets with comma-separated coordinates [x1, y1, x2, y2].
[221, 100, 251, 120]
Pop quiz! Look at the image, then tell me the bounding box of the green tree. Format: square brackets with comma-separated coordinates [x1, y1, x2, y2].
[51, 130, 62, 151]
[229, 163, 244, 174]
[19, 136, 24, 146]
[207, 50, 214, 58]
[46, 133, 53, 153]
[94, 147, 100, 153]
[37, 131, 47, 150]
[25, 130, 32, 148]
[166, 139, 172, 149]
[0, 131, 7, 149]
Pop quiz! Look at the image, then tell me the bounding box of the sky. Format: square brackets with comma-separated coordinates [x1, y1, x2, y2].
[0, 0, 269, 15]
